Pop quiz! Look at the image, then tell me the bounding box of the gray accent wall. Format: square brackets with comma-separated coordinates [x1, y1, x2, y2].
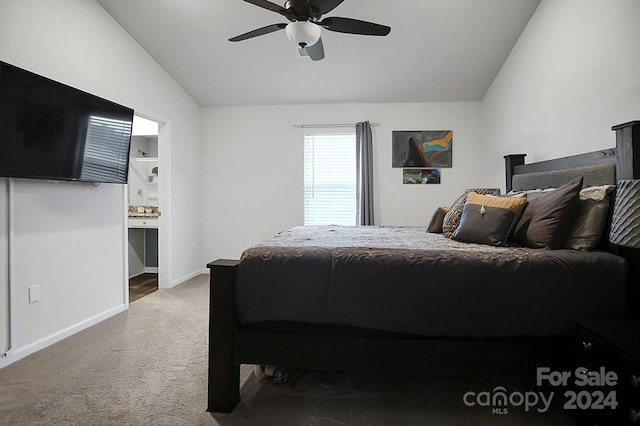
[145, 229, 158, 268]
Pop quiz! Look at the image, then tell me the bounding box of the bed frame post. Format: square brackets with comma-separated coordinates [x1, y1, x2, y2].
[612, 121, 640, 180]
[207, 259, 240, 413]
[503, 154, 526, 192]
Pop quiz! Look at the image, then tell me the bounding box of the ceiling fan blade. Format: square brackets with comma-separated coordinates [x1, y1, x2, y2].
[318, 17, 391, 36]
[308, 0, 344, 15]
[305, 37, 325, 61]
[243, 0, 296, 21]
[228, 23, 287, 42]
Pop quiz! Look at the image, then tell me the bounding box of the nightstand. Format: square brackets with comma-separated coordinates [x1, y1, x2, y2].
[573, 320, 640, 425]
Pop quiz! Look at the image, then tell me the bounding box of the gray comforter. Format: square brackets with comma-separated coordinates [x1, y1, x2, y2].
[235, 226, 626, 337]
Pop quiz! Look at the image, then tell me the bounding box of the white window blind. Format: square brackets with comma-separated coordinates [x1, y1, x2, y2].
[304, 132, 356, 226]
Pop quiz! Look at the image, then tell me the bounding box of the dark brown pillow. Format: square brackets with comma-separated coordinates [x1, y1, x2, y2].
[442, 188, 501, 238]
[511, 177, 583, 249]
[427, 206, 450, 233]
[452, 204, 517, 246]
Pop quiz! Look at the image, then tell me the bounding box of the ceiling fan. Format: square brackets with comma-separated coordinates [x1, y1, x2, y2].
[228, 0, 391, 61]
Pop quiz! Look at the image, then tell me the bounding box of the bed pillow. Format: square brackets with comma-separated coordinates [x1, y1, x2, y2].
[451, 205, 515, 246]
[562, 184, 616, 251]
[511, 177, 583, 249]
[442, 188, 501, 238]
[451, 193, 528, 246]
[427, 206, 450, 233]
[471, 192, 528, 231]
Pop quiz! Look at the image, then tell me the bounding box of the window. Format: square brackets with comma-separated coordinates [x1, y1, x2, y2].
[304, 132, 356, 225]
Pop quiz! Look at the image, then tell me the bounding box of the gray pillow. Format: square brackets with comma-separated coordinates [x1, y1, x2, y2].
[452, 204, 516, 246]
[562, 185, 616, 251]
[511, 177, 583, 249]
[442, 188, 501, 238]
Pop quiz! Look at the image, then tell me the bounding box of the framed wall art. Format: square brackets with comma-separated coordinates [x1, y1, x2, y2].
[392, 130, 453, 168]
[402, 168, 441, 184]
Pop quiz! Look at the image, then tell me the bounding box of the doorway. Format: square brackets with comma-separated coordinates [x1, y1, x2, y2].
[127, 115, 160, 302]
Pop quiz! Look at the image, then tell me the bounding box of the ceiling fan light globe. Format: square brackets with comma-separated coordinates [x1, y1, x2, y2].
[286, 21, 321, 48]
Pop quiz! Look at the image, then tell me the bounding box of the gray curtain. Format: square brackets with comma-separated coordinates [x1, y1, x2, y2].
[356, 121, 374, 226]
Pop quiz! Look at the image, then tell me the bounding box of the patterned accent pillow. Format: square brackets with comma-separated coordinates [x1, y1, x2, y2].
[442, 188, 501, 238]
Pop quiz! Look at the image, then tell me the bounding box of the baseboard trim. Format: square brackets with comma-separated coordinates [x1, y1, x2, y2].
[168, 269, 208, 288]
[0, 303, 126, 370]
[129, 268, 158, 280]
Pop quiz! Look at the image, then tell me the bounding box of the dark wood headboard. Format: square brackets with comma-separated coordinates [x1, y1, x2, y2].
[504, 121, 640, 192]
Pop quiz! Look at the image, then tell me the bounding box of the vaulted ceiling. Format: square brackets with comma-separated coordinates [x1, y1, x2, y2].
[97, 0, 541, 107]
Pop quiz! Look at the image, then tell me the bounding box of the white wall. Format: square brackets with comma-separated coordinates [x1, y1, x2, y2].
[0, 0, 201, 366]
[482, 0, 640, 188]
[201, 102, 484, 261]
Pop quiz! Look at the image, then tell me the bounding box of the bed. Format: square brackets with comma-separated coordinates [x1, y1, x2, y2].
[206, 121, 640, 413]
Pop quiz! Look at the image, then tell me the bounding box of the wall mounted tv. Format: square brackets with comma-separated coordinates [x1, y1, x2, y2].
[0, 61, 134, 184]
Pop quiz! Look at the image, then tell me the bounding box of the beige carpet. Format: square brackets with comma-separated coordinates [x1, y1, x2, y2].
[0, 275, 574, 425]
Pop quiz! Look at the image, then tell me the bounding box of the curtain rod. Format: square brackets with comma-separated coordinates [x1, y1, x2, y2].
[292, 123, 380, 129]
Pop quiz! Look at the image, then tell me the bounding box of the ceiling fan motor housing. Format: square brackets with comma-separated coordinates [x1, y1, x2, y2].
[284, 0, 321, 21]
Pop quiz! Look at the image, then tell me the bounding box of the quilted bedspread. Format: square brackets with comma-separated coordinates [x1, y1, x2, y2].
[235, 226, 626, 337]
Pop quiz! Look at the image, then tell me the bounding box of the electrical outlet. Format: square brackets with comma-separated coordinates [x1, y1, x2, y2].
[28, 285, 40, 304]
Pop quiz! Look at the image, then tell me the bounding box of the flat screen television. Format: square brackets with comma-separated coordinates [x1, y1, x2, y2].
[0, 61, 134, 184]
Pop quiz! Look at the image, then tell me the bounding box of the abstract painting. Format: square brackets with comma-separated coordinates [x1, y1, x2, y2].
[403, 168, 441, 184]
[392, 130, 453, 168]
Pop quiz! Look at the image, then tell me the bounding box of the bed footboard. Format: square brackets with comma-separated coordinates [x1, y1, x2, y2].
[206, 258, 573, 413]
[207, 259, 240, 413]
